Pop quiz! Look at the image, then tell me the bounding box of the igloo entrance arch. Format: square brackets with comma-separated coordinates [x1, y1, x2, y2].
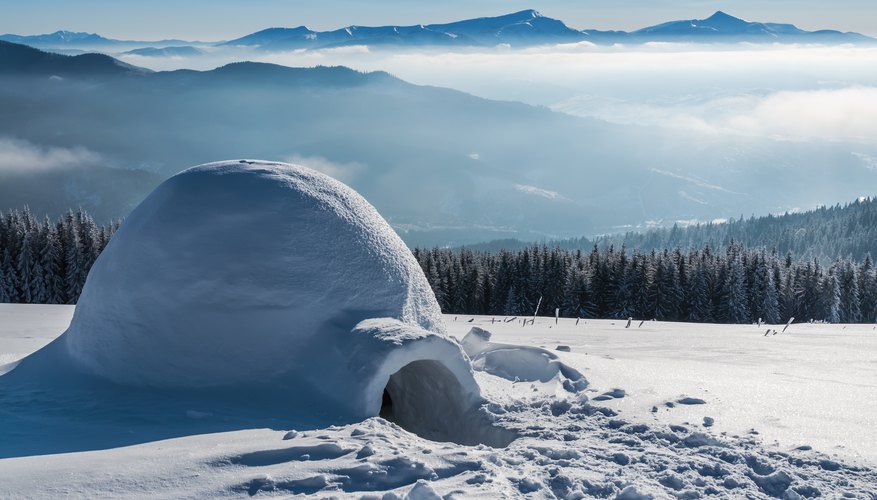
[350, 319, 517, 448]
[378, 359, 516, 448]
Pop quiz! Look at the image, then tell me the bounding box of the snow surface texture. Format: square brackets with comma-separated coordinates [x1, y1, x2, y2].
[0, 303, 71, 372]
[2, 308, 876, 498]
[2, 161, 508, 447]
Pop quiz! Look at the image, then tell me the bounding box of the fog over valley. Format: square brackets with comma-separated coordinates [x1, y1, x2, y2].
[2, 11, 876, 245]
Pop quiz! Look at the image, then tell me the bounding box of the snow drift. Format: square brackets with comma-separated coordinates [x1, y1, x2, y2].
[10, 160, 511, 445]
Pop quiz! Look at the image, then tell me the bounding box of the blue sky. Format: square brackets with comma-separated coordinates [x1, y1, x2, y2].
[2, 0, 875, 40]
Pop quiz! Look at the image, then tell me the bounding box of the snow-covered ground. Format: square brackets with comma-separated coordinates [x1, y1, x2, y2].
[0, 303, 72, 367]
[1, 304, 875, 498]
[446, 315, 877, 467]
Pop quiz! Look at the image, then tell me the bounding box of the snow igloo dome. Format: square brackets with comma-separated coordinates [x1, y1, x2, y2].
[60, 160, 493, 441]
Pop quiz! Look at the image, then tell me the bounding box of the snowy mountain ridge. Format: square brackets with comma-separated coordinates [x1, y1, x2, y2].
[630, 10, 873, 43]
[0, 30, 196, 50]
[2, 10, 873, 51]
[222, 9, 584, 49]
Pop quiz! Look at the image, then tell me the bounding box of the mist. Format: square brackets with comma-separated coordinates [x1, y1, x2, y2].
[5, 40, 877, 245]
[119, 43, 877, 116]
[0, 137, 100, 173]
[119, 42, 877, 148]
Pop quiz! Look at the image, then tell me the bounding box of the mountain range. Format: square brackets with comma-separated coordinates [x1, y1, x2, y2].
[2, 10, 873, 54]
[1, 40, 875, 247]
[0, 40, 149, 76]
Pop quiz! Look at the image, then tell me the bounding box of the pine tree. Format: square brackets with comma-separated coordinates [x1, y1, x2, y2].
[0, 253, 12, 303]
[503, 287, 518, 316]
[687, 259, 714, 322]
[780, 267, 797, 322]
[838, 261, 861, 323]
[63, 213, 85, 304]
[38, 219, 61, 304]
[822, 272, 842, 323]
[16, 230, 36, 304]
[652, 252, 682, 320]
[761, 270, 780, 324]
[726, 256, 751, 324]
[0, 249, 18, 303]
[631, 254, 654, 319]
[859, 260, 877, 323]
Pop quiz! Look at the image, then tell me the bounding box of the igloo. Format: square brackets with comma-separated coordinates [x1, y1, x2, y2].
[34, 160, 511, 446]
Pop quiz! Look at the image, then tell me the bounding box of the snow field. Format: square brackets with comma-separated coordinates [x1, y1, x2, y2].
[448, 315, 877, 467]
[2, 306, 876, 498]
[0, 303, 72, 371]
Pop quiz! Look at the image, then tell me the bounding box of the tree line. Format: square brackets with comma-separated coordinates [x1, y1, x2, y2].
[413, 244, 877, 324]
[3, 206, 877, 325]
[0, 208, 118, 304]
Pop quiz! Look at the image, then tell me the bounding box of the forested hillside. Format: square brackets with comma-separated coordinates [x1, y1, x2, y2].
[470, 197, 877, 263]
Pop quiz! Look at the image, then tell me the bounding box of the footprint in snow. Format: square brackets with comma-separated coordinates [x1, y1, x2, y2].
[676, 396, 706, 405]
[228, 443, 355, 467]
[592, 388, 626, 401]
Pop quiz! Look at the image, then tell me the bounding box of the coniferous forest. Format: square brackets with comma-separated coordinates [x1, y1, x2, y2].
[2, 206, 877, 324]
[0, 208, 117, 304]
[413, 245, 876, 324]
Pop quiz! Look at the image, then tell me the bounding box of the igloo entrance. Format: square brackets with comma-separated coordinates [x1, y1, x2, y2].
[378, 359, 517, 448]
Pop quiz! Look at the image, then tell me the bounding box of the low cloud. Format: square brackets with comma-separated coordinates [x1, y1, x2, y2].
[548, 40, 598, 51]
[557, 86, 877, 143]
[852, 152, 877, 170]
[284, 154, 366, 184]
[121, 43, 877, 144]
[321, 45, 370, 55]
[0, 137, 100, 174]
[726, 87, 877, 143]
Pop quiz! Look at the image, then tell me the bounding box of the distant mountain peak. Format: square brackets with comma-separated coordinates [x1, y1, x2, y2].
[495, 9, 543, 22]
[706, 11, 739, 21]
[701, 11, 748, 26]
[519, 9, 542, 18]
[48, 30, 105, 41]
[625, 9, 869, 43]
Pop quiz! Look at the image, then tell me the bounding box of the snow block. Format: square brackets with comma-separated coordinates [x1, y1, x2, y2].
[41, 160, 485, 427]
[461, 327, 588, 393]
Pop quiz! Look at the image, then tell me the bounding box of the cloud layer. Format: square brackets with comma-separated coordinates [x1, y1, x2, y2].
[0, 137, 100, 174]
[121, 43, 877, 145]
